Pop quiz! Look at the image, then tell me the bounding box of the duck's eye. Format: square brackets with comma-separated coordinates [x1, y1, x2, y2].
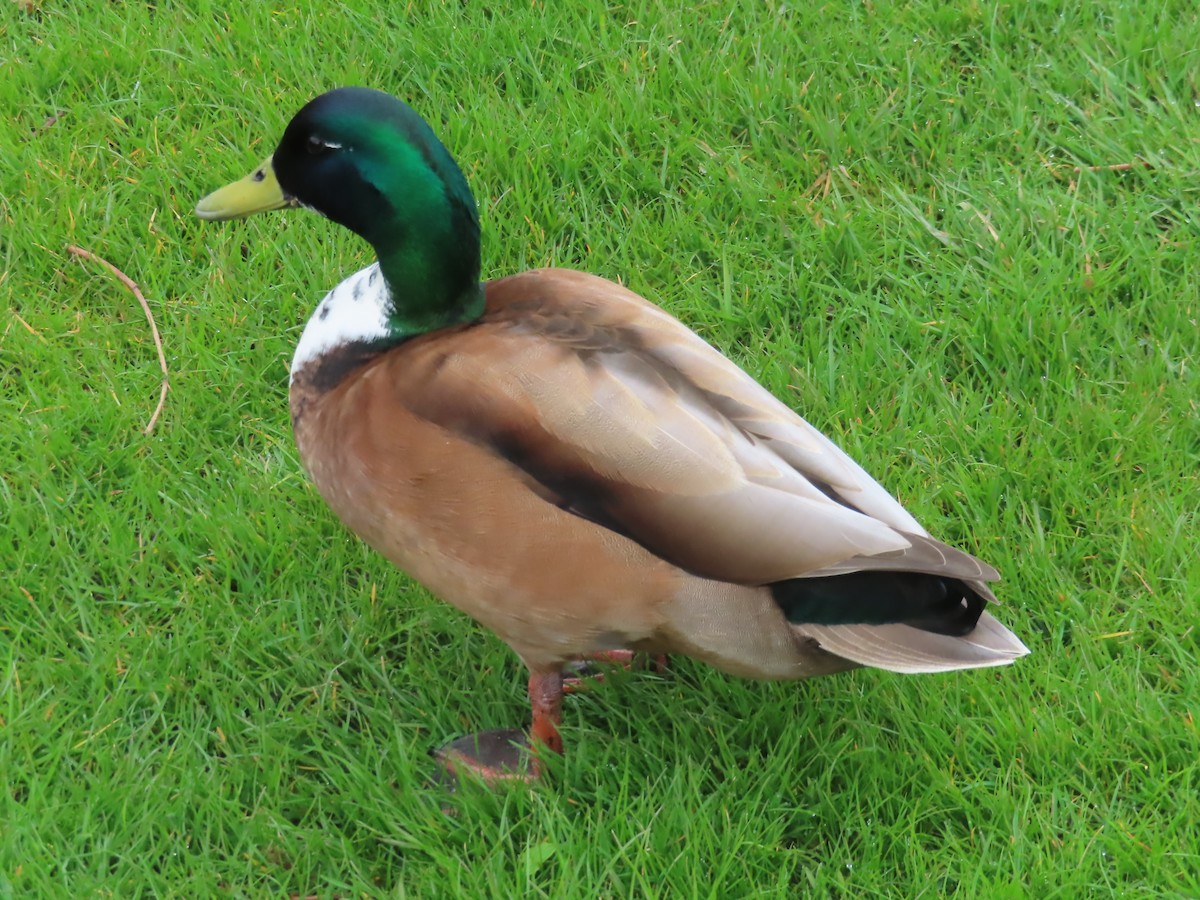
[307, 135, 342, 155]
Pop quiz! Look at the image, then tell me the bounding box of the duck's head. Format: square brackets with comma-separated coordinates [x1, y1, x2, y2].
[197, 87, 484, 332]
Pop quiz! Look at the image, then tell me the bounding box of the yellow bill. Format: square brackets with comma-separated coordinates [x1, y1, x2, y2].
[195, 157, 297, 220]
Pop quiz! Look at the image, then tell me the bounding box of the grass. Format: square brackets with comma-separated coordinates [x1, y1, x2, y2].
[2, 0, 1198, 895]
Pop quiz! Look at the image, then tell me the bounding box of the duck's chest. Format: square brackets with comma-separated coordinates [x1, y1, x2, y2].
[289, 360, 439, 563]
[288, 361, 634, 649]
[288, 348, 537, 589]
[285, 262, 428, 552]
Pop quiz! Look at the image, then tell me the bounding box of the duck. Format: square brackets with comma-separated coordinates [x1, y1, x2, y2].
[196, 87, 1028, 784]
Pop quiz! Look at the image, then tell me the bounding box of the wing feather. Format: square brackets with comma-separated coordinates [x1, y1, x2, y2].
[401, 269, 997, 591]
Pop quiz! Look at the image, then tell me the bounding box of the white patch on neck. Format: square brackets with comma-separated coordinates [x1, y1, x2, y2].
[290, 262, 393, 382]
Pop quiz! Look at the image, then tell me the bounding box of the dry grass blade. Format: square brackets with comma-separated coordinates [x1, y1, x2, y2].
[66, 244, 169, 434]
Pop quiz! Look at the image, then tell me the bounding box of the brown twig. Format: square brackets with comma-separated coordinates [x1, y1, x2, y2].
[1076, 161, 1148, 173]
[66, 245, 169, 435]
[1044, 158, 1153, 188]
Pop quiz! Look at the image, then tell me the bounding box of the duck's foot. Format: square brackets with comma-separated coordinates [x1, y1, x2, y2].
[435, 671, 566, 790]
[562, 650, 669, 693]
[434, 729, 537, 788]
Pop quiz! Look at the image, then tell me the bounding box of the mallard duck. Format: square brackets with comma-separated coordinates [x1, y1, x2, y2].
[197, 87, 1028, 783]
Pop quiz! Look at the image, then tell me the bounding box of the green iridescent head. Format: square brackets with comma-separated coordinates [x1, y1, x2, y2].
[198, 87, 484, 334]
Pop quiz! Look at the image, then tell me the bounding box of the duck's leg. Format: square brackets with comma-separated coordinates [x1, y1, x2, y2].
[434, 669, 564, 786]
[433, 652, 668, 787]
[527, 669, 565, 754]
[562, 650, 669, 693]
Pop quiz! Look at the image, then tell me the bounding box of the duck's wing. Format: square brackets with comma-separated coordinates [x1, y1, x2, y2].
[397, 268, 1000, 597]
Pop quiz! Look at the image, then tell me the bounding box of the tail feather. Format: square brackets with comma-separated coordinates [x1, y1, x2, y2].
[794, 611, 1030, 674]
[803, 532, 1000, 593]
[771, 570, 989, 636]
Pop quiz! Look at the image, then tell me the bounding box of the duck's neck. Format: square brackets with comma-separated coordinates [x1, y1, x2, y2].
[356, 135, 486, 339]
[288, 255, 483, 391]
[371, 205, 485, 338]
[290, 194, 485, 389]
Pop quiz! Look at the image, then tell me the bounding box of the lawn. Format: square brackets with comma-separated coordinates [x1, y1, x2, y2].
[2, 0, 1198, 895]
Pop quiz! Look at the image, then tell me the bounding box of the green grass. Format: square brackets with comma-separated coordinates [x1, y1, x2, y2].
[2, 0, 1198, 895]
